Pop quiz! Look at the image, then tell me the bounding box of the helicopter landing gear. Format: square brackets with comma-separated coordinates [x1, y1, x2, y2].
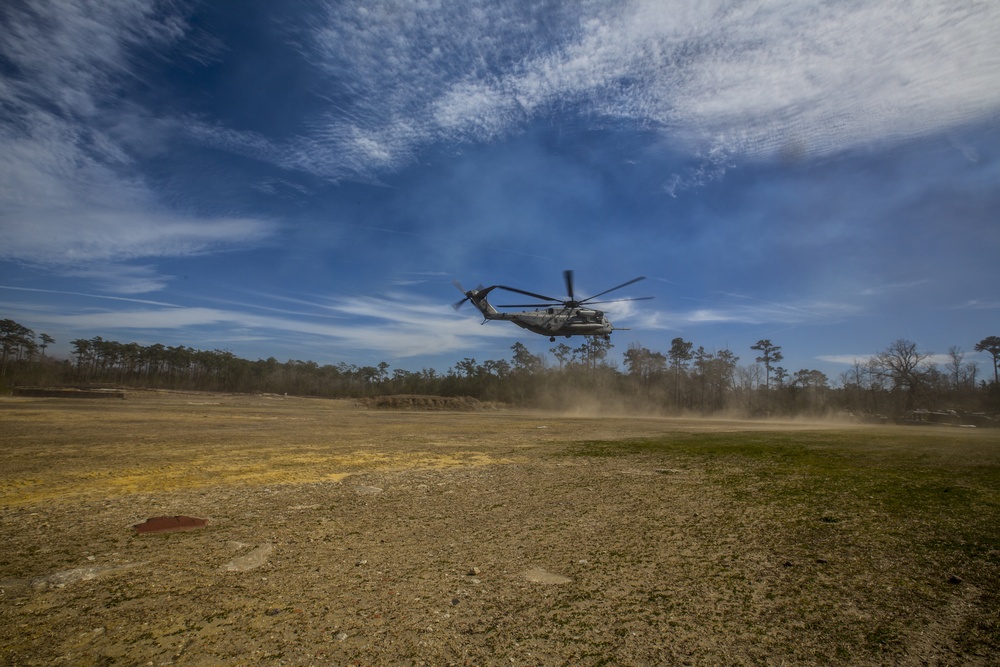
[549, 336, 556, 342]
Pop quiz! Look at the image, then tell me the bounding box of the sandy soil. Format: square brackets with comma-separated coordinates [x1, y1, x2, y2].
[0, 392, 995, 666]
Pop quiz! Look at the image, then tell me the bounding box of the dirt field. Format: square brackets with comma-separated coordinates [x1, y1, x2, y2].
[1, 391, 997, 666]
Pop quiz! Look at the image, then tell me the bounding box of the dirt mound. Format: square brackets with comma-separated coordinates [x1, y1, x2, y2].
[11, 386, 125, 399]
[359, 394, 501, 411]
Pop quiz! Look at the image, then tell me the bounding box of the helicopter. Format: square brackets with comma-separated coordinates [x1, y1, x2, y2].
[452, 270, 652, 342]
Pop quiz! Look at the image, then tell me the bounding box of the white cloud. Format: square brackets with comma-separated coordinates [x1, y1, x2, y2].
[60, 264, 172, 295]
[955, 299, 1000, 311]
[0, 285, 179, 307]
[817, 353, 970, 368]
[817, 355, 873, 366]
[2, 0, 186, 119]
[5, 0, 998, 283]
[0, 0, 276, 288]
[859, 280, 932, 297]
[7, 292, 512, 359]
[0, 207, 274, 265]
[660, 294, 863, 327]
[285, 0, 1000, 180]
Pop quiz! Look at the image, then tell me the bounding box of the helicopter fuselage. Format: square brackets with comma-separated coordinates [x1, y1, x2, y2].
[500, 307, 611, 338]
[462, 286, 615, 340]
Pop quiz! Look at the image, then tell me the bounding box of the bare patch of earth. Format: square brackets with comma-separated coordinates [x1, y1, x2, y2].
[0, 392, 995, 665]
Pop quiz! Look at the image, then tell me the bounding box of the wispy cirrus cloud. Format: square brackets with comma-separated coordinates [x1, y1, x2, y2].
[2, 289, 509, 359]
[4, 0, 998, 316]
[818, 353, 980, 368]
[652, 293, 863, 329]
[0, 0, 276, 292]
[234, 0, 1000, 184]
[0, 208, 274, 266]
[817, 354, 874, 366]
[0, 285, 181, 309]
[859, 280, 932, 297]
[1, 0, 186, 118]
[954, 299, 1000, 311]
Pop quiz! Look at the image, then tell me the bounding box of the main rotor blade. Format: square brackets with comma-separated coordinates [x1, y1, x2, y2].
[496, 285, 560, 302]
[585, 296, 655, 305]
[563, 269, 574, 302]
[495, 302, 565, 308]
[579, 276, 647, 303]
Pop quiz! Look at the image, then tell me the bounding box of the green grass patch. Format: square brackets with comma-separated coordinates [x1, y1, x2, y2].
[566, 428, 1000, 659]
[572, 429, 1000, 554]
[571, 430, 999, 509]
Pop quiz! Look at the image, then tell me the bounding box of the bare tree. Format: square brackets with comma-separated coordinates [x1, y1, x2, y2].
[575, 337, 613, 374]
[510, 342, 543, 374]
[873, 339, 930, 412]
[946, 346, 965, 388]
[549, 343, 572, 370]
[624, 343, 666, 384]
[735, 364, 763, 416]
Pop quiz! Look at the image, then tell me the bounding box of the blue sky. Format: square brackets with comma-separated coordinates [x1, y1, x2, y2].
[1, 0, 998, 381]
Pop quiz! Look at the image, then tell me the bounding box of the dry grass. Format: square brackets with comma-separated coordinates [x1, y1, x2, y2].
[1, 391, 997, 665]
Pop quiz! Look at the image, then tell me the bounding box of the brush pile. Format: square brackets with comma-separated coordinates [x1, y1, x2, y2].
[358, 394, 501, 411]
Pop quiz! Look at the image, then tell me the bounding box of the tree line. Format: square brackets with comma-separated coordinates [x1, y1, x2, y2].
[2, 318, 998, 420]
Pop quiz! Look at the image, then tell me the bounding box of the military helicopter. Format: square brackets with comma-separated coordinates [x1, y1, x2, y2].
[452, 270, 652, 342]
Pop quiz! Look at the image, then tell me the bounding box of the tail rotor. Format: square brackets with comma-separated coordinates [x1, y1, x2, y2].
[451, 281, 485, 311]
